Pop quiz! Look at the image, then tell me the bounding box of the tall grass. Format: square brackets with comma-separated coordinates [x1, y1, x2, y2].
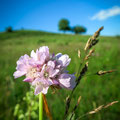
[0, 29, 120, 120]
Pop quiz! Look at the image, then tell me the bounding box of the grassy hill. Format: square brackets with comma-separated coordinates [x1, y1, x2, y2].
[0, 30, 120, 120]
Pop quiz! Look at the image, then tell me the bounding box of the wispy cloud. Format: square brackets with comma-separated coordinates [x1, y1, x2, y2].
[91, 6, 120, 20]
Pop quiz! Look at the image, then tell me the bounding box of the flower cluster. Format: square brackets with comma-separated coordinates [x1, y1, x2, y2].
[14, 46, 76, 95]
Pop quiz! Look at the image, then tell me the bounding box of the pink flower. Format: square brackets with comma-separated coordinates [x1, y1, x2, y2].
[31, 46, 49, 65]
[13, 46, 76, 95]
[13, 54, 33, 79]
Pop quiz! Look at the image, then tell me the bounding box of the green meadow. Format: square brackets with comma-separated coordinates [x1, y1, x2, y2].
[0, 30, 120, 120]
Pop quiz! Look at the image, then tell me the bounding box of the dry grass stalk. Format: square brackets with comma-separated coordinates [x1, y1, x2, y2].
[84, 26, 104, 51]
[104, 101, 119, 108]
[76, 101, 119, 120]
[42, 94, 53, 120]
[88, 105, 104, 114]
[88, 101, 119, 115]
[64, 96, 71, 119]
[76, 62, 88, 86]
[64, 62, 88, 119]
[78, 49, 81, 58]
[64, 27, 113, 120]
[96, 70, 116, 76]
[85, 49, 95, 60]
[77, 96, 82, 104]
[85, 69, 116, 77]
[70, 96, 81, 120]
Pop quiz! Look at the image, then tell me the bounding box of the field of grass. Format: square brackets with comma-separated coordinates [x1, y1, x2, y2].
[0, 30, 120, 120]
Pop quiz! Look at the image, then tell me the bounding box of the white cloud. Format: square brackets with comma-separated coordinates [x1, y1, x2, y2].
[91, 6, 120, 20]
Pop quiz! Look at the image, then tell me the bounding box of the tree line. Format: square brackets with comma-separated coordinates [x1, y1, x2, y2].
[5, 19, 87, 34]
[58, 19, 87, 34]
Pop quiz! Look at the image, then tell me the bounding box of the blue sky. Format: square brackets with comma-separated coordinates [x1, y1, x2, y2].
[0, 0, 120, 35]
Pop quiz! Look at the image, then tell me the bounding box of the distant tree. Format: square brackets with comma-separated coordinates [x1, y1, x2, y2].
[58, 19, 70, 33]
[6, 26, 13, 32]
[72, 26, 87, 34]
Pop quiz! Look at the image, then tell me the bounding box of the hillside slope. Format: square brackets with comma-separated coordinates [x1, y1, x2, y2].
[0, 30, 120, 120]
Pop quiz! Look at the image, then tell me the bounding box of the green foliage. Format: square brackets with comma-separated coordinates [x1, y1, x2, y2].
[0, 30, 120, 120]
[72, 26, 87, 34]
[58, 19, 70, 32]
[6, 26, 13, 32]
[66, 113, 75, 120]
[14, 87, 39, 120]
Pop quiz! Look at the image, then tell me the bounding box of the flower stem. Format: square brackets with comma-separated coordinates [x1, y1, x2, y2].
[39, 93, 43, 120]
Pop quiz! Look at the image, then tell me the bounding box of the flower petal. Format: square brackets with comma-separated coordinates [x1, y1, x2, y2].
[31, 46, 50, 65]
[52, 80, 59, 85]
[14, 54, 32, 79]
[68, 74, 76, 89]
[39, 46, 49, 56]
[58, 54, 71, 67]
[47, 78, 54, 85]
[13, 71, 26, 78]
[31, 50, 37, 61]
[58, 73, 76, 89]
[47, 61, 55, 68]
[55, 53, 62, 59]
[23, 78, 33, 82]
[41, 86, 49, 94]
[34, 85, 43, 95]
[49, 69, 59, 78]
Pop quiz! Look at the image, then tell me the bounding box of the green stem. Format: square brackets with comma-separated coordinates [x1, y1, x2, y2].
[39, 93, 43, 120]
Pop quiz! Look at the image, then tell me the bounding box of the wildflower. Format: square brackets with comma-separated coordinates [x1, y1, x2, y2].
[14, 46, 76, 95]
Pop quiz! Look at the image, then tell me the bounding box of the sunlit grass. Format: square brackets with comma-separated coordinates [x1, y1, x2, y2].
[0, 30, 120, 119]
